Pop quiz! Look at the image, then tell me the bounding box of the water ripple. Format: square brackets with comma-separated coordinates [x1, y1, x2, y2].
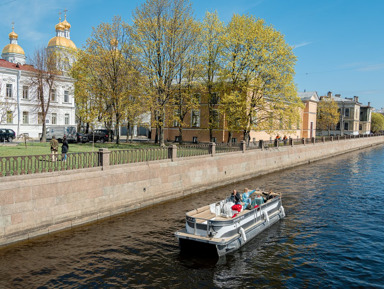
[1, 146, 384, 288]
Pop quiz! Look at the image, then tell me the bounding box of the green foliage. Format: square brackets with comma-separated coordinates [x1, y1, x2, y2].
[71, 16, 143, 144]
[371, 112, 384, 133]
[220, 14, 302, 140]
[317, 97, 340, 134]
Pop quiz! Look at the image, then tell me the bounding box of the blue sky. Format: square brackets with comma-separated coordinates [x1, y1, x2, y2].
[1, 0, 383, 109]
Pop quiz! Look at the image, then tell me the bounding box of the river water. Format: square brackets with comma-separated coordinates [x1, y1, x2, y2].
[1, 146, 384, 288]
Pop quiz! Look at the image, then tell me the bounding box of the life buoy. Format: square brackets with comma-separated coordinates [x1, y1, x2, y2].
[239, 227, 247, 242]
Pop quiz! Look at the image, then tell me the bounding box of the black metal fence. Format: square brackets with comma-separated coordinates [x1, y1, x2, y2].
[1, 133, 383, 177]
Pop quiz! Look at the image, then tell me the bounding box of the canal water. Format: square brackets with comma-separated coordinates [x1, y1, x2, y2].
[1, 146, 384, 288]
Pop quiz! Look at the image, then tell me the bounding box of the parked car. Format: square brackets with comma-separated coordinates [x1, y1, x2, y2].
[46, 126, 77, 143]
[0, 128, 16, 142]
[76, 132, 89, 143]
[88, 129, 114, 143]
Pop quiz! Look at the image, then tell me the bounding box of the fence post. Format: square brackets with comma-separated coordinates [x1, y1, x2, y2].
[259, 140, 264, 150]
[209, 142, 216, 156]
[289, 138, 293, 147]
[322, 136, 325, 143]
[330, 136, 334, 142]
[98, 148, 110, 169]
[337, 135, 340, 141]
[168, 145, 177, 161]
[274, 139, 279, 147]
[240, 140, 246, 153]
[302, 138, 306, 145]
[311, 137, 315, 144]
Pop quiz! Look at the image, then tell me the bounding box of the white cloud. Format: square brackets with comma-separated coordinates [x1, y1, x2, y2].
[357, 63, 384, 72]
[292, 41, 312, 49]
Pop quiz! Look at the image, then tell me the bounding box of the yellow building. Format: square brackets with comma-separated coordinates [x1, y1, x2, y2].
[152, 90, 319, 144]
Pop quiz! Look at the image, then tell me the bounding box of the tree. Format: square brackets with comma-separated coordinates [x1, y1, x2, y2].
[171, 20, 201, 144]
[199, 11, 225, 142]
[317, 96, 340, 135]
[371, 112, 384, 133]
[132, 0, 196, 146]
[29, 47, 60, 142]
[71, 50, 100, 133]
[72, 16, 141, 144]
[220, 15, 302, 142]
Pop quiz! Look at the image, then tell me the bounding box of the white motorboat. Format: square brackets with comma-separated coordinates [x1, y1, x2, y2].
[175, 191, 285, 257]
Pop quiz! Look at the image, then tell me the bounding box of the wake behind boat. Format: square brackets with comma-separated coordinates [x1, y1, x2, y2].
[175, 190, 285, 257]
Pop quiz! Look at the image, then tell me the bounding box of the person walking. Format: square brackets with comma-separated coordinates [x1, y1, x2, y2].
[50, 135, 59, 162]
[61, 135, 69, 162]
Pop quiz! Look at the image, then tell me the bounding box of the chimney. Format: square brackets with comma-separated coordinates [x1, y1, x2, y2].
[368, 102, 371, 107]
[354, 96, 359, 102]
[335, 94, 341, 97]
[327, 91, 332, 98]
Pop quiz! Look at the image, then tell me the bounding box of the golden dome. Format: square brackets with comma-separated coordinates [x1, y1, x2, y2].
[2, 44, 25, 55]
[61, 19, 71, 29]
[55, 22, 65, 31]
[47, 36, 76, 50]
[9, 31, 18, 39]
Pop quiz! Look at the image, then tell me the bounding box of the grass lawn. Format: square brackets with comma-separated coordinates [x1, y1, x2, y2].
[0, 141, 159, 157]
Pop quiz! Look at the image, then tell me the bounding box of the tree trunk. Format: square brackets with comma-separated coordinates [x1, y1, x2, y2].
[41, 121, 47, 142]
[126, 122, 130, 143]
[159, 108, 165, 146]
[228, 131, 232, 146]
[178, 125, 183, 145]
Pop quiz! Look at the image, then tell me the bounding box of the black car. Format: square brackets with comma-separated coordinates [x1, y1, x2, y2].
[0, 128, 16, 142]
[76, 132, 89, 143]
[88, 129, 114, 143]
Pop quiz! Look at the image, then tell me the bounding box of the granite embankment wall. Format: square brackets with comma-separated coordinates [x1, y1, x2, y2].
[1, 136, 384, 247]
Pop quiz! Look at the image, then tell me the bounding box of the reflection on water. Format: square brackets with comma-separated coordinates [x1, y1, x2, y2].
[1, 146, 384, 288]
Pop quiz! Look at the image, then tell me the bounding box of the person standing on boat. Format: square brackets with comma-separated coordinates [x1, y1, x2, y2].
[242, 188, 255, 209]
[230, 190, 242, 204]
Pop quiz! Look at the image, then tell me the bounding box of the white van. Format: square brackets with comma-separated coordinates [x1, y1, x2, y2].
[46, 126, 77, 143]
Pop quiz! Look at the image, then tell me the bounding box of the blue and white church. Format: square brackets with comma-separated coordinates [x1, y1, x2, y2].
[0, 15, 77, 139]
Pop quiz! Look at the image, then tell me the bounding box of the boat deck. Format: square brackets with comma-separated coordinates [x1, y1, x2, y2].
[187, 192, 279, 223]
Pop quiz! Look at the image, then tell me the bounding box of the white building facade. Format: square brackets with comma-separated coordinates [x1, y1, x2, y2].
[0, 16, 76, 139]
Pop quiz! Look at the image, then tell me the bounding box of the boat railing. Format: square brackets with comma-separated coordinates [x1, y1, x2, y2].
[187, 197, 280, 237]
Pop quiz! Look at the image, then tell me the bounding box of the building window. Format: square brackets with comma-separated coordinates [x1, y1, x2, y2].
[51, 89, 57, 102]
[64, 90, 69, 103]
[191, 110, 200, 128]
[65, 113, 69, 125]
[212, 109, 219, 129]
[344, 122, 349, 131]
[6, 84, 12, 98]
[23, 111, 29, 124]
[173, 110, 179, 127]
[38, 112, 43, 125]
[359, 124, 362, 130]
[211, 92, 220, 105]
[7, 111, 13, 124]
[345, 108, 350, 117]
[52, 113, 57, 125]
[22, 86, 29, 99]
[231, 138, 237, 144]
[193, 93, 201, 104]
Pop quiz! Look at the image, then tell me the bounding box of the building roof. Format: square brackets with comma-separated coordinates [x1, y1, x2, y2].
[298, 91, 319, 102]
[0, 59, 36, 72]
